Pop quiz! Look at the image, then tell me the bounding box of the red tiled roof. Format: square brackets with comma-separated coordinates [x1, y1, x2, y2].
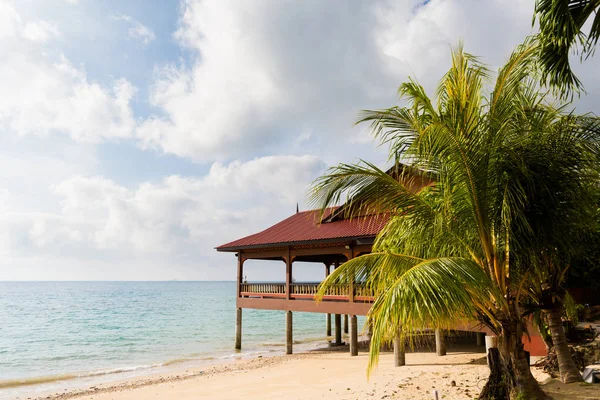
[216, 207, 389, 251]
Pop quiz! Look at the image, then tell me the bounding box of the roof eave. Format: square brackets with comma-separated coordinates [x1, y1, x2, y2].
[215, 235, 377, 252]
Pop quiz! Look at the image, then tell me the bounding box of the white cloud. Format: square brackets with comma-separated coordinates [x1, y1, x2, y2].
[0, 0, 599, 282]
[23, 20, 60, 42]
[0, 155, 325, 279]
[0, 3, 137, 143]
[133, 0, 556, 164]
[112, 14, 156, 46]
[136, 0, 406, 162]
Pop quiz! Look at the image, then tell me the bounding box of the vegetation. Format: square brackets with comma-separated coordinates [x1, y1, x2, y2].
[534, 0, 600, 94]
[311, 41, 600, 399]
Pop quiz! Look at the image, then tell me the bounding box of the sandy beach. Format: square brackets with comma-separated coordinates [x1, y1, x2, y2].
[30, 345, 600, 400]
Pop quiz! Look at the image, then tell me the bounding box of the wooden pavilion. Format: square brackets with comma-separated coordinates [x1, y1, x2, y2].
[215, 168, 547, 359]
[216, 206, 388, 356]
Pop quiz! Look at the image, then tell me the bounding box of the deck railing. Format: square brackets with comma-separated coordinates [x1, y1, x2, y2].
[240, 283, 285, 295]
[240, 282, 374, 302]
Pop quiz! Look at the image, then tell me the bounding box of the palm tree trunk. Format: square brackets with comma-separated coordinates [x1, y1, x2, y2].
[546, 307, 583, 383]
[480, 316, 550, 400]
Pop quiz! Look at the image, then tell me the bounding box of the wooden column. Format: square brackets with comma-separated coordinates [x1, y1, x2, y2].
[394, 333, 405, 366]
[346, 246, 355, 303]
[325, 263, 331, 336]
[332, 259, 342, 345]
[235, 253, 244, 350]
[345, 247, 354, 338]
[235, 307, 242, 350]
[236, 252, 244, 298]
[334, 313, 342, 345]
[435, 329, 446, 356]
[349, 315, 358, 356]
[286, 310, 293, 355]
[285, 248, 292, 300]
[476, 332, 485, 346]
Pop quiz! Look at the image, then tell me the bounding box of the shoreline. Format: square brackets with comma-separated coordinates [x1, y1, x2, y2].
[4, 335, 344, 400]
[8, 343, 598, 400]
[23, 343, 597, 400]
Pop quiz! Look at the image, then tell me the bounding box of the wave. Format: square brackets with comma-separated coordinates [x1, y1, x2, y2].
[0, 352, 231, 390]
[0, 363, 162, 389]
[0, 336, 331, 390]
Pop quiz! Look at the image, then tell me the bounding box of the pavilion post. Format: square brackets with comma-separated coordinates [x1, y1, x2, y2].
[285, 248, 292, 300]
[394, 332, 405, 366]
[476, 332, 485, 346]
[435, 329, 446, 356]
[334, 314, 342, 345]
[285, 249, 293, 354]
[349, 315, 358, 356]
[235, 253, 244, 350]
[345, 247, 353, 340]
[235, 307, 242, 350]
[286, 310, 293, 354]
[325, 263, 331, 336]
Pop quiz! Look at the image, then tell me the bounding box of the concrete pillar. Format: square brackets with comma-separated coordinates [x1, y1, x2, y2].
[476, 332, 485, 346]
[286, 311, 293, 355]
[485, 335, 498, 366]
[334, 314, 342, 345]
[349, 315, 358, 356]
[485, 336, 497, 354]
[235, 307, 242, 350]
[393, 334, 405, 366]
[435, 329, 446, 356]
[344, 314, 349, 334]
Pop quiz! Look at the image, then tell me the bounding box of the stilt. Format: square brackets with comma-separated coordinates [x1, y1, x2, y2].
[286, 310, 293, 355]
[393, 334, 405, 366]
[334, 314, 342, 345]
[476, 332, 485, 346]
[485, 335, 498, 361]
[326, 313, 331, 336]
[344, 314, 349, 334]
[366, 318, 373, 344]
[435, 329, 446, 356]
[235, 307, 242, 350]
[349, 315, 358, 356]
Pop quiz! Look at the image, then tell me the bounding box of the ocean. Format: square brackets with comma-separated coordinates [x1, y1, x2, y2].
[0, 281, 362, 399]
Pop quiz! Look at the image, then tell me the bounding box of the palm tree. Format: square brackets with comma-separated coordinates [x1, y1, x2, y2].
[506, 114, 600, 383]
[311, 42, 599, 399]
[534, 0, 600, 93]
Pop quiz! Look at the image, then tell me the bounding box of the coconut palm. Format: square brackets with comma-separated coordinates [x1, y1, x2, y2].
[311, 42, 599, 399]
[506, 113, 600, 383]
[534, 0, 600, 93]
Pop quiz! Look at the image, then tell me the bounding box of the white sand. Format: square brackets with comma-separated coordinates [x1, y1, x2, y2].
[34, 347, 591, 400]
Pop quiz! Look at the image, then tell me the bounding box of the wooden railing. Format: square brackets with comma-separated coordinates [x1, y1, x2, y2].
[240, 282, 374, 302]
[240, 283, 285, 295]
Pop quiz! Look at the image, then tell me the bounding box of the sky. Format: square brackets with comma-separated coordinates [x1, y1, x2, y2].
[0, 0, 598, 281]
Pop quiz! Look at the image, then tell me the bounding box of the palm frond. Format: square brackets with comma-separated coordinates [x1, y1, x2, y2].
[533, 0, 600, 94]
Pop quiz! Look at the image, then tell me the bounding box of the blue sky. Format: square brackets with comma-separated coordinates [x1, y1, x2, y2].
[0, 0, 598, 281]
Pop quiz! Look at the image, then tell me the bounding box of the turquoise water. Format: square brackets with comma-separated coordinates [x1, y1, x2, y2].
[0, 281, 360, 399]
